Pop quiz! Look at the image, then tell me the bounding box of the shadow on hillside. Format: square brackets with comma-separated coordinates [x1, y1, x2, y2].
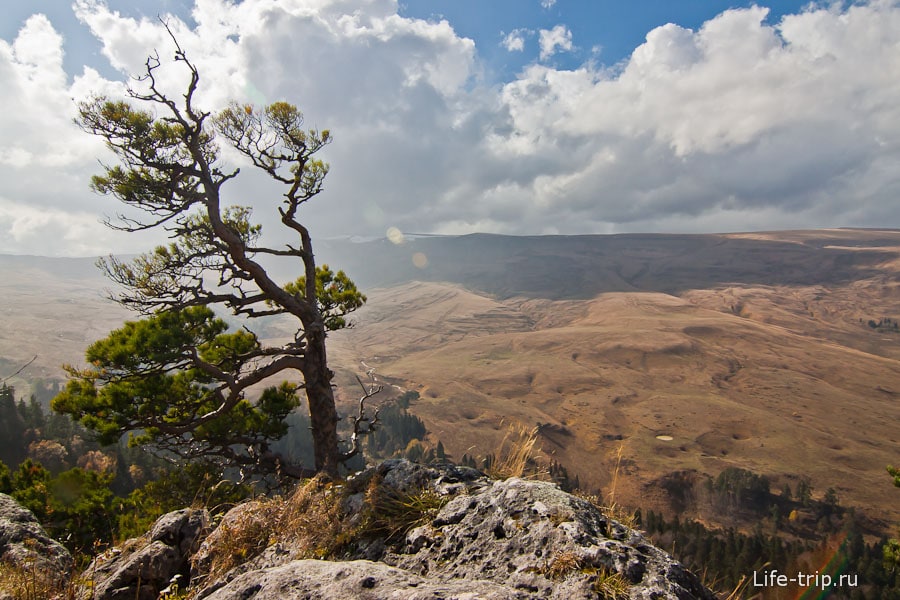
[5, 229, 898, 301]
[318, 230, 900, 299]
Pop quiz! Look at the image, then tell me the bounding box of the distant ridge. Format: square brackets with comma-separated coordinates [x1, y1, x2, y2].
[315, 228, 900, 299]
[6, 228, 900, 299]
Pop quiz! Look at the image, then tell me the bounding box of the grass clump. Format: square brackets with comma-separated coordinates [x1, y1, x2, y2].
[576, 441, 639, 530]
[352, 475, 447, 545]
[542, 551, 631, 599]
[589, 566, 631, 599]
[483, 423, 544, 480]
[200, 473, 341, 585]
[0, 560, 75, 600]
[201, 498, 283, 583]
[545, 550, 583, 579]
[274, 473, 345, 558]
[196, 470, 449, 586]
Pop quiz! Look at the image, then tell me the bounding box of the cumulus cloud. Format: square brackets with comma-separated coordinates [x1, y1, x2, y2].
[538, 24, 573, 61]
[0, 196, 141, 256]
[488, 3, 900, 232]
[541, 0, 557, 8]
[0, 13, 131, 255]
[4, 0, 480, 253]
[1, 0, 900, 256]
[501, 28, 529, 52]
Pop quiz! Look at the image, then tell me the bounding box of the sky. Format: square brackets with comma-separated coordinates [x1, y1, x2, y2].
[1, 0, 899, 257]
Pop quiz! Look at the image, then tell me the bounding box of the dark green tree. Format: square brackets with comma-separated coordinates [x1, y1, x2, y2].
[780, 482, 792, 501]
[18, 395, 46, 432]
[7, 459, 115, 554]
[822, 487, 839, 517]
[53, 307, 303, 477]
[887, 465, 900, 570]
[45, 468, 116, 553]
[54, 32, 367, 477]
[712, 467, 770, 513]
[0, 384, 25, 468]
[0, 460, 11, 494]
[796, 476, 813, 507]
[118, 460, 252, 540]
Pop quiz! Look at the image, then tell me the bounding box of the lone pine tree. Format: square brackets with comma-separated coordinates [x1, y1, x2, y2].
[53, 33, 368, 478]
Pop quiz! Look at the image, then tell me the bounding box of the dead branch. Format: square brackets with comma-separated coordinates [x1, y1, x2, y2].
[341, 372, 384, 462]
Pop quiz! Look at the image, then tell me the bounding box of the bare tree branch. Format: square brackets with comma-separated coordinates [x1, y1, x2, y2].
[1, 356, 38, 383]
[341, 372, 384, 463]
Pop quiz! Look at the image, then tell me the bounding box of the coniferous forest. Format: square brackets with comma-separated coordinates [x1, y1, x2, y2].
[1, 379, 899, 597]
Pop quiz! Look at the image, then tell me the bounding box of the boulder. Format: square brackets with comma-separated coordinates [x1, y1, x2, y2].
[0, 492, 73, 582]
[75, 508, 207, 600]
[388, 472, 716, 599]
[195, 460, 716, 599]
[201, 559, 526, 600]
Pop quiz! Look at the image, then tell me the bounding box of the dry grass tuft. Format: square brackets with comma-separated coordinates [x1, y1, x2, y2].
[484, 423, 544, 480]
[0, 560, 75, 600]
[354, 476, 447, 544]
[712, 573, 750, 600]
[601, 502, 639, 531]
[606, 442, 625, 507]
[196, 471, 449, 588]
[545, 550, 583, 579]
[572, 444, 639, 531]
[542, 553, 631, 599]
[590, 566, 631, 599]
[275, 474, 345, 558]
[600, 442, 639, 530]
[201, 473, 343, 584]
[201, 497, 283, 586]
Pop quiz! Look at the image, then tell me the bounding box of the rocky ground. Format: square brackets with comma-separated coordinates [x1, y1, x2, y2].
[1, 460, 718, 599]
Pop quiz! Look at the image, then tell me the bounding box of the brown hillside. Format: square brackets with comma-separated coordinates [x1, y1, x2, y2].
[327, 229, 900, 528]
[3, 229, 899, 530]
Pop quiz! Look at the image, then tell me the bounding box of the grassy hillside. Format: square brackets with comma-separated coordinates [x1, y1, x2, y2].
[3, 228, 899, 531]
[324, 229, 900, 529]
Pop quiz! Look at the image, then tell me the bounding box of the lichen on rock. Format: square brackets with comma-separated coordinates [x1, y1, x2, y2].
[0, 493, 74, 598]
[10, 460, 715, 599]
[192, 460, 716, 599]
[74, 508, 208, 600]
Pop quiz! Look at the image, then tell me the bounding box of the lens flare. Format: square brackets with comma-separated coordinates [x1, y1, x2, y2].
[386, 227, 405, 245]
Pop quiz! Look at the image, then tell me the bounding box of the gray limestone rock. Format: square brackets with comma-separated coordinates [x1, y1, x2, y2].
[75, 508, 208, 600]
[0, 492, 73, 582]
[195, 461, 716, 599]
[200, 558, 530, 600]
[389, 474, 716, 599]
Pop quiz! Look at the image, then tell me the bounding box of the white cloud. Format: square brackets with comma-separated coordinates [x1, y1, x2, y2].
[0, 13, 134, 255]
[488, 3, 900, 232]
[541, 0, 557, 8]
[538, 24, 573, 61]
[2, 0, 900, 256]
[501, 28, 529, 52]
[0, 15, 95, 168]
[0, 196, 132, 256]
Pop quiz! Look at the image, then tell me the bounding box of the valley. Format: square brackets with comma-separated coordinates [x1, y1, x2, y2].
[325, 228, 900, 529]
[3, 228, 899, 531]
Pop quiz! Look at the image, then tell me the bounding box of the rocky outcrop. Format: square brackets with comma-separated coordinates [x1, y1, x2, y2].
[201, 559, 526, 600]
[0, 493, 73, 582]
[390, 477, 714, 599]
[2, 460, 721, 599]
[195, 460, 717, 599]
[75, 508, 207, 600]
